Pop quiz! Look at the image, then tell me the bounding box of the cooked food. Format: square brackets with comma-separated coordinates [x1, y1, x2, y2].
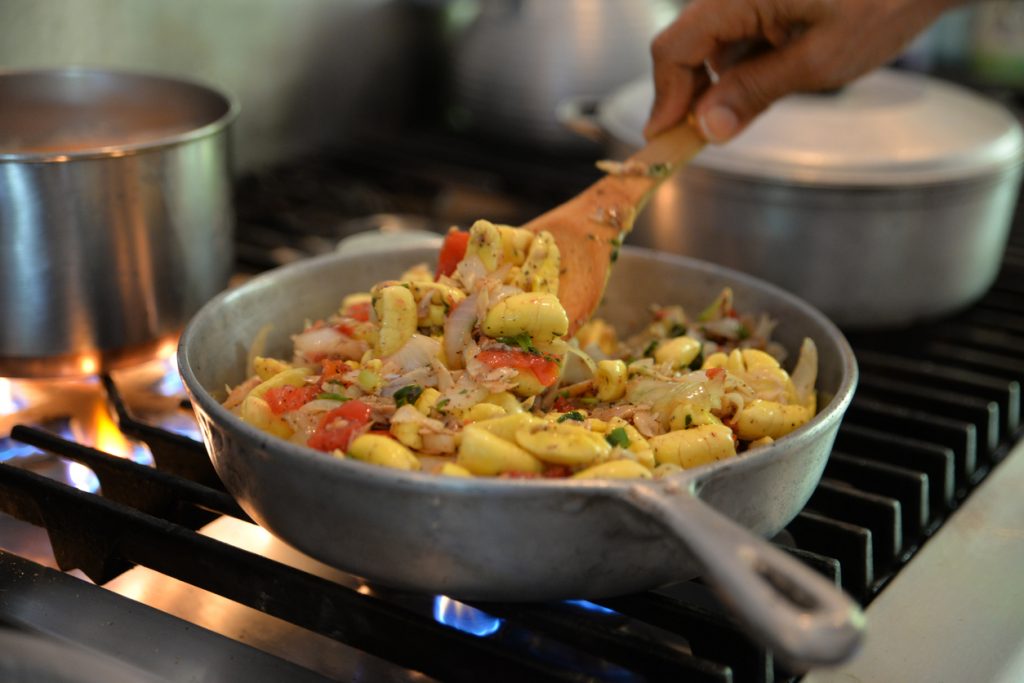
[223, 220, 818, 479]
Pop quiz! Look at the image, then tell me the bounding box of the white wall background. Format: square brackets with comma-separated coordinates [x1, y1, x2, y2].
[0, 0, 427, 171]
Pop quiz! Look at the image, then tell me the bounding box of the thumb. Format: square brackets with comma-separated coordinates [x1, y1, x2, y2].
[694, 41, 822, 143]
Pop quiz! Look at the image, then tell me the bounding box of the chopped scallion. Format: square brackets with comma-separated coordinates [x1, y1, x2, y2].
[605, 427, 630, 448]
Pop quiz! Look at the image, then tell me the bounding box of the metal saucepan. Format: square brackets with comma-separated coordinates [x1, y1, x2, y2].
[446, 0, 670, 151]
[178, 245, 862, 667]
[0, 68, 237, 378]
[561, 69, 1024, 328]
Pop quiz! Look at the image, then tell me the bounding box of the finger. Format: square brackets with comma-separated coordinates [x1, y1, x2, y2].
[644, 0, 753, 139]
[644, 59, 700, 140]
[694, 33, 829, 143]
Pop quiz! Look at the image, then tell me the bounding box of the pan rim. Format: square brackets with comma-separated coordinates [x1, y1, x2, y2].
[178, 244, 858, 494]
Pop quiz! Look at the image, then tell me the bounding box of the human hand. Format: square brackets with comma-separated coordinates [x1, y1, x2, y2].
[645, 0, 966, 143]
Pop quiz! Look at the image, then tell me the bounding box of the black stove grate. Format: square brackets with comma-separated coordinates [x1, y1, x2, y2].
[1, 134, 1023, 681]
[1, 260, 1022, 681]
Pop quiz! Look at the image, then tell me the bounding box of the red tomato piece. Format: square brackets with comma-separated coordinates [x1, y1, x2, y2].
[436, 229, 470, 279]
[346, 301, 371, 322]
[307, 400, 372, 452]
[263, 385, 319, 415]
[552, 396, 575, 412]
[706, 367, 726, 381]
[499, 471, 541, 479]
[542, 465, 573, 478]
[325, 400, 372, 426]
[321, 359, 350, 382]
[476, 349, 560, 387]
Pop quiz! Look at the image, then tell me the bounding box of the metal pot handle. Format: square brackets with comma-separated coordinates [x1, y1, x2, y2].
[554, 95, 607, 143]
[619, 479, 865, 670]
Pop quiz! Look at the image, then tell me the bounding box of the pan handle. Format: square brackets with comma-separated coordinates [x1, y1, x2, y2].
[620, 479, 865, 670]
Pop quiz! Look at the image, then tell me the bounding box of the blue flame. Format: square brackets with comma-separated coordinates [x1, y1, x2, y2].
[152, 356, 186, 397]
[159, 412, 203, 440]
[433, 596, 503, 637]
[66, 461, 100, 493]
[0, 437, 39, 462]
[565, 600, 619, 615]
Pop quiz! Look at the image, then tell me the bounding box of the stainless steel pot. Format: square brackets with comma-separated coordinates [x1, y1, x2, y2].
[447, 0, 673, 150]
[562, 69, 1024, 328]
[178, 245, 863, 668]
[0, 68, 237, 378]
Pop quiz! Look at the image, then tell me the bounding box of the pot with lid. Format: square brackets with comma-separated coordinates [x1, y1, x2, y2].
[0, 68, 237, 377]
[564, 68, 1024, 328]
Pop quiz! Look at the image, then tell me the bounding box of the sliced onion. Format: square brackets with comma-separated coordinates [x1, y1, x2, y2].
[440, 372, 489, 413]
[633, 409, 665, 438]
[701, 317, 745, 340]
[433, 359, 455, 392]
[387, 334, 441, 374]
[382, 366, 437, 396]
[749, 315, 778, 349]
[590, 404, 637, 421]
[443, 291, 478, 369]
[223, 376, 261, 410]
[790, 338, 818, 406]
[626, 372, 724, 422]
[283, 398, 343, 439]
[561, 341, 598, 384]
[417, 289, 436, 318]
[293, 326, 365, 362]
[454, 255, 487, 290]
[391, 404, 447, 432]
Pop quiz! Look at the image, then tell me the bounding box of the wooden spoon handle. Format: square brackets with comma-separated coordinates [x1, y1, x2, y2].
[631, 117, 706, 167]
[615, 119, 706, 216]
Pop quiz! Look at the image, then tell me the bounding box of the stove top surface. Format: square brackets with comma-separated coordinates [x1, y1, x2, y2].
[1, 128, 1023, 682]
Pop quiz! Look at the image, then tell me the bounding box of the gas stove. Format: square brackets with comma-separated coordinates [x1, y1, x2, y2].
[1, 128, 1023, 682]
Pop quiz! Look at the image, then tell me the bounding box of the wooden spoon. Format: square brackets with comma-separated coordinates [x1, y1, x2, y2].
[524, 120, 705, 335]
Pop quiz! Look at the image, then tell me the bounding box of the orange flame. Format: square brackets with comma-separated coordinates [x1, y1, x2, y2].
[90, 402, 134, 458]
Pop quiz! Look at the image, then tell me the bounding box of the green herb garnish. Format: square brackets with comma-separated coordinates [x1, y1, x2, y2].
[605, 427, 631, 448]
[497, 332, 538, 355]
[316, 392, 349, 402]
[687, 345, 704, 371]
[578, 397, 599, 406]
[684, 413, 693, 428]
[647, 162, 671, 178]
[737, 324, 750, 340]
[557, 411, 585, 423]
[393, 384, 424, 408]
[436, 398, 450, 413]
[668, 323, 687, 338]
[643, 340, 659, 358]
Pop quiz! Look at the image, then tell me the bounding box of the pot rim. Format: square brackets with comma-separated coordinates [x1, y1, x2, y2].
[0, 66, 239, 163]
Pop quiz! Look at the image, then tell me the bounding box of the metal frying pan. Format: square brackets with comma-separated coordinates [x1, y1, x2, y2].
[178, 245, 862, 668]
